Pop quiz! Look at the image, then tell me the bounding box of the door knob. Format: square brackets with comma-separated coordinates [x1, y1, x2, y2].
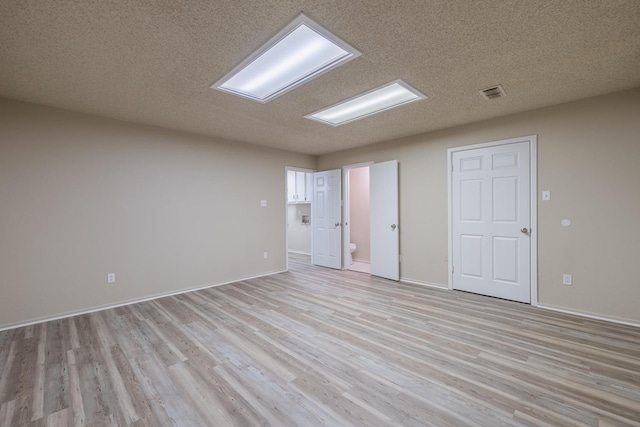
[521, 227, 529, 234]
[391, 224, 397, 230]
[335, 222, 341, 227]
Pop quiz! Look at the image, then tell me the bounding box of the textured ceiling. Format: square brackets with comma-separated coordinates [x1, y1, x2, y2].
[1, 1, 639, 155]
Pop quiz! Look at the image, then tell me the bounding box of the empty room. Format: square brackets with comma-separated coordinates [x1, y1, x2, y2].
[1, 1, 639, 426]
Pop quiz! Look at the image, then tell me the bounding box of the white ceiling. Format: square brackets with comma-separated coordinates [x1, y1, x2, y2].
[1, 1, 639, 155]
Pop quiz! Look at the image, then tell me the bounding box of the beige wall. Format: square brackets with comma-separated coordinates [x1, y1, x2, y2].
[319, 88, 640, 324]
[348, 167, 370, 262]
[2, 88, 639, 328]
[0, 98, 314, 329]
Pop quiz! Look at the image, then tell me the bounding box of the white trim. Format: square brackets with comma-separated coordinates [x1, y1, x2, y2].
[447, 151, 453, 290]
[287, 250, 311, 255]
[0, 270, 286, 332]
[538, 304, 640, 329]
[447, 135, 538, 305]
[400, 277, 448, 290]
[343, 161, 375, 170]
[529, 137, 538, 306]
[286, 166, 316, 173]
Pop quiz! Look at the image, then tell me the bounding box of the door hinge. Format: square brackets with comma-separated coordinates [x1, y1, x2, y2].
[451, 163, 454, 172]
[452, 266, 455, 274]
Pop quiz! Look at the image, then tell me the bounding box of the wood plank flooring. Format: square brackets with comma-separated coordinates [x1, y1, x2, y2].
[1, 253, 640, 426]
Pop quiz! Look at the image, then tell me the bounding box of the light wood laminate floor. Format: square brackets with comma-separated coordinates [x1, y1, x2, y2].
[1, 253, 639, 426]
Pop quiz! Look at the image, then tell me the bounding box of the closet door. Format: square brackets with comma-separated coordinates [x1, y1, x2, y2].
[287, 170, 296, 203]
[451, 140, 531, 303]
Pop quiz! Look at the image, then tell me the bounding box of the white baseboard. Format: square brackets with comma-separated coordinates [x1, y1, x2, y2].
[400, 277, 448, 290]
[537, 304, 640, 328]
[352, 259, 370, 264]
[288, 250, 311, 255]
[0, 269, 287, 332]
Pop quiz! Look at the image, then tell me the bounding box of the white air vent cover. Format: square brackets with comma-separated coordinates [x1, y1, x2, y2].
[480, 84, 506, 100]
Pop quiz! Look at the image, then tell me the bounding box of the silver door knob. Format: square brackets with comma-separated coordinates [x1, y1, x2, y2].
[391, 224, 397, 230]
[521, 227, 529, 234]
[335, 222, 341, 227]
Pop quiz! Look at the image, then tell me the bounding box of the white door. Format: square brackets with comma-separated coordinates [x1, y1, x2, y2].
[312, 169, 342, 269]
[370, 160, 399, 281]
[451, 141, 531, 303]
[295, 171, 306, 202]
[287, 170, 296, 203]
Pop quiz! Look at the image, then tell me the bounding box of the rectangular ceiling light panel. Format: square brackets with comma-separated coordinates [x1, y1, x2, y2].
[305, 80, 426, 126]
[212, 14, 361, 103]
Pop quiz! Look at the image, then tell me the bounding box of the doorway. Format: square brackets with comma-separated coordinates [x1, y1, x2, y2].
[285, 167, 315, 269]
[344, 164, 372, 274]
[448, 135, 538, 304]
[309, 161, 400, 281]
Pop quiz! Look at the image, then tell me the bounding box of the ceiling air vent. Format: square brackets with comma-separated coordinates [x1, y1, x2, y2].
[480, 84, 506, 100]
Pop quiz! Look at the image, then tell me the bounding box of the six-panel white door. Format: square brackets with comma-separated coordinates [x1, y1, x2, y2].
[452, 141, 531, 303]
[312, 169, 342, 269]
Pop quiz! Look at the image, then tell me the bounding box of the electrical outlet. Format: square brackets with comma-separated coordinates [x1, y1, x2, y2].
[107, 273, 116, 284]
[563, 274, 572, 286]
[263, 252, 268, 259]
[260, 200, 267, 207]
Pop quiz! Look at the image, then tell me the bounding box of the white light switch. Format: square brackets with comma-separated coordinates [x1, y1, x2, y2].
[542, 191, 551, 201]
[260, 200, 267, 207]
[107, 273, 115, 284]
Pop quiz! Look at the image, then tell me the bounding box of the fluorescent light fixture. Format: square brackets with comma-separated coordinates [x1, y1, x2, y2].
[212, 14, 361, 103]
[305, 80, 426, 126]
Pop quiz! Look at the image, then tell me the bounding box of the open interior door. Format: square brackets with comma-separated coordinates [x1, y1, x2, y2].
[312, 169, 342, 269]
[370, 160, 399, 280]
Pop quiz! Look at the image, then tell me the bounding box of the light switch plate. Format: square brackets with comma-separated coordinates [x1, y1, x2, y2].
[542, 191, 551, 201]
[260, 200, 267, 207]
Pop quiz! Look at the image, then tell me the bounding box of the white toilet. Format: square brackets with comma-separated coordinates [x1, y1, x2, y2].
[349, 243, 357, 265]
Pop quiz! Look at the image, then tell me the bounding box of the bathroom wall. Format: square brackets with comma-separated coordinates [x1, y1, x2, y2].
[349, 167, 370, 262]
[287, 203, 311, 254]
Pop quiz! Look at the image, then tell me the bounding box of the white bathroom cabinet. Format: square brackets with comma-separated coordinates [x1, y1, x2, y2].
[287, 170, 312, 203]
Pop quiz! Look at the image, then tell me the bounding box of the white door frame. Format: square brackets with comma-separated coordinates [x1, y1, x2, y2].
[342, 162, 374, 269]
[285, 166, 315, 271]
[447, 135, 538, 305]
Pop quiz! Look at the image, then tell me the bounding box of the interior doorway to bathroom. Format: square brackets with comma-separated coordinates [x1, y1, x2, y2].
[343, 163, 373, 274]
[285, 167, 315, 270]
